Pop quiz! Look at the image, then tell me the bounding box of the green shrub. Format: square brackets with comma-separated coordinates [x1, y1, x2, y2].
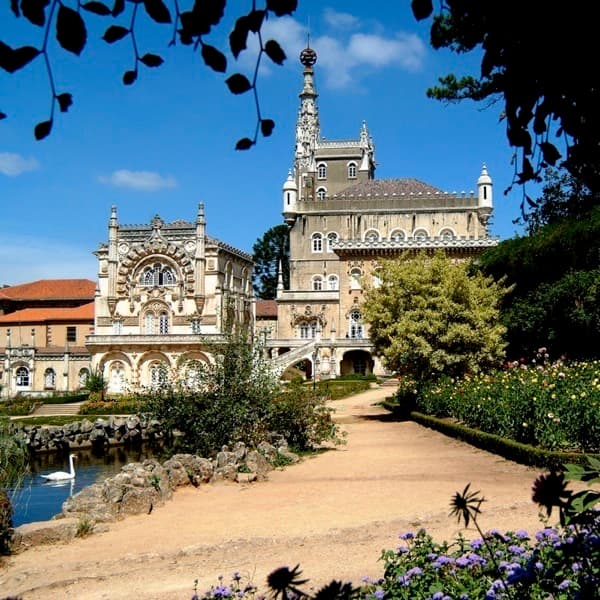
[41, 392, 89, 405]
[0, 396, 36, 416]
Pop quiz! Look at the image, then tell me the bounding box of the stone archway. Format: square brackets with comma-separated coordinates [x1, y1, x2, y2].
[340, 350, 373, 376]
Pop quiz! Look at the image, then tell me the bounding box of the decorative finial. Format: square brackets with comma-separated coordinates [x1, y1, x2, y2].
[300, 44, 317, 67]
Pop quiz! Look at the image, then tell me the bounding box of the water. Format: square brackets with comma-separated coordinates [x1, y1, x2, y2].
[8, 446, 162, 527]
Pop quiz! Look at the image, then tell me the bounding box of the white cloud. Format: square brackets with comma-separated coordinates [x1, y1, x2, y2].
[0, 152, 39, 176]
[98, 169, 177, 191]
[0, 237, 97, 286]
[323, 8, 359, 30]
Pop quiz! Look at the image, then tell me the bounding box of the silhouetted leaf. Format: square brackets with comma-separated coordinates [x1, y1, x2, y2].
[21, 0, 49, 26]
[261, 119, 275, 137]
[0, 112, 6, 120]
[0, 42, 40, 73]
[34, 119, 52, 140]
[192, 0, 225, 27]
[11, 0, 20, 17]
[56, 93, 73, 112]
[56, 5, 87, 55]
[229, 16, 249, 58]
[112, 0, 124, 16]
[540, 141, 561, 166]
[264, 40, 285, 65]
[201, 44, 226, 72]
[226, 73, 252, 95]
[525, 194, 538, 208]
[123, 70, 137, 85]
[143, 0, 171, 24]
[178, 30, 193, 45]
[246, 9, 265, 33]
[265, 0, 297, 17]
[180, 10, 210, 36]
[82, 1, 111, 15]
[235, 137, 254, 150]
[140, 53, 163, 67]
[103, 25, 129, 43]
[411, 0, 433, 20]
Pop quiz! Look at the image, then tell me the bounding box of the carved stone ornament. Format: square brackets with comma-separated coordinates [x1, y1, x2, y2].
[290, 304, 327, 328]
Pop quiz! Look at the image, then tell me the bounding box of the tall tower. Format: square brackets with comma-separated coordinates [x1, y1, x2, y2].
[295, 45, 320, 172]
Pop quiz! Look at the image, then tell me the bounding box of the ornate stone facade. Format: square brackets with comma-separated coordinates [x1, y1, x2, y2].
[269, 46, 498, 378]
[87, 204, 254, 393]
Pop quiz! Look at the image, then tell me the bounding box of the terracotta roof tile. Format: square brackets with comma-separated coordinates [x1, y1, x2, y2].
[256, 299, 278, 317]
[337, 178, 444, 197]
[0, 302, 95, 324]
[0, 279, 96, 301]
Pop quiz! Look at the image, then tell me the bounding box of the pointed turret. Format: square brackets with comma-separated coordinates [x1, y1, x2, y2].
[282, 170, 298, 225]
[477, 164, 493, 231]
[295, 44, 320, 171]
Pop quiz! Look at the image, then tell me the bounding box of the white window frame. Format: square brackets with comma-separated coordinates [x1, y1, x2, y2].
[16, 366, 30, 387]
[350, 268, 362, 290]
[44, 368, 56, 389]
[316, 187, 327, 200]
[327, 232, 338, 253]
[413, 228, 429, 241]
[390, 229, 406, 242]
[364, 229, 380, 243]
[349, 310, 364, 339]
[347, 162, 357, 178]
[317, 163, 327, 180]
[327, 274, 339, 290]
[311, 232, 323, 253]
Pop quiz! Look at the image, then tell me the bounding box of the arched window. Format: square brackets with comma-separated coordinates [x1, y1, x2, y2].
[327, 232, 338, 253]
[364, 230, 380, 243]
[78, 368, 90, 387]
[312, 276, 323, 291]
[44, 368, 56, 389]
[149, 362, 167, 388]
[349, 310, 364, 339]
[299, 320, 319, 339]
[159, 312, 169, 334]
[140, 263, 177, 287]
[145, 313, 155, 334]
[183, 360, 203, 389]
[316, 187, 327, 200]
[328, 275, 339, 290]
[317, 163, 327, 179]
[311, 232, 323, 253]
[15, 366, 30, 387]
[109, 362, 126, 393]
[350, 268, 362, 290]
[347, 162, 357, 178]
[390, 229, 406, 242]
[144, 304, 170, 335]
[413, 228, 429, 241]
[439, 228, 454, 241]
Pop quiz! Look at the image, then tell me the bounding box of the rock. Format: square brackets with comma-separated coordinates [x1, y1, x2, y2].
[235, 471, 257, 484]
[12, 518, 80, 551]
[245, 450, 272, 480]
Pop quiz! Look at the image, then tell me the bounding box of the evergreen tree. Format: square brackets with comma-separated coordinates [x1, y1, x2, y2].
[363, 252, 509, 382]
[252, 224, 290, 299]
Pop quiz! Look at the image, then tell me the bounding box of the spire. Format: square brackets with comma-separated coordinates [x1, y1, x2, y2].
[295, 43, 320, 170]
[277, 259, 284, 293]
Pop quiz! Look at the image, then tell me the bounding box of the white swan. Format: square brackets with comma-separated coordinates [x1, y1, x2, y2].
[40, 454, 77, 481]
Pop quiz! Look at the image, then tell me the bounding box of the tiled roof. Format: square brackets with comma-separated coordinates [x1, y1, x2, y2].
[0, 302, 95, 324]
[256, 299, 278, 318]
[0, 279, 96, 301]
[336, 178, 444, 197]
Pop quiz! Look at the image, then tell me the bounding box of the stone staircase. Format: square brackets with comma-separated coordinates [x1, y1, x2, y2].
[30, 402, 85, 417]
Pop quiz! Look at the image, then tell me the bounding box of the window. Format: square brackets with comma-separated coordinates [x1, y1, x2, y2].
[311, 232, 323, 252]
[299, 320, 318, 339]
[350, 268, 362, 290]
[316, 187, 326, 200]
[66, 326, 77, 343]
[439, 228, 454, 241]
[328, 275, 339, 290]
[413, 228, 428, 241]
[326, 232, 338, 253]
[159, 312, 169, 334]
[191, 319, 201, 334]
[390, 229, 406, 242]
[16, 366, 30, 387]
[317, 163, 327, 179]
[140, 262, 177, 287]
[112, 320, 122, 334]
[312, 276, 323, 291]
[78, 368, 90, 387]
[364, 230, 379, 243]
[44, 368, 56, 389]
[348, 162, 357, 178]
[145, 313, 155, 334]
[349, 310, 364, 339]
[109, 362, 126, 393]
[149, 362, 167, 388]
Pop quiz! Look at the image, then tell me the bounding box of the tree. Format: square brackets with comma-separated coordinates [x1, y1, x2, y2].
[252, 224, 289, 299]
[0, 0, 296, 148]
[363, 252, 509, 382]
[413, 0, 600, 199]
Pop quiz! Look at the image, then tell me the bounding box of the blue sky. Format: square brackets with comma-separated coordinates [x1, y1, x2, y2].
[1, 1, 532, 286]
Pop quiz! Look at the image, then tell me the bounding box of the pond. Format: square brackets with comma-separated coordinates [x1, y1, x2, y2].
[8, 446, 163, 527]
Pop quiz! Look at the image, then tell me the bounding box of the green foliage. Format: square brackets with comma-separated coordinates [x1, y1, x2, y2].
[0, 396, 36, 416]
[415, 359, 600, 454]
[40, 392, 89, 405]
[83, 368, 108, 394]
[75, 517, 94, 538]
[315, 379, 371, 401]
[252, 224, 290, 299]
[414, 0, 600, 196]
[80, 394, 150, 416]
[363, 252, 509, 382]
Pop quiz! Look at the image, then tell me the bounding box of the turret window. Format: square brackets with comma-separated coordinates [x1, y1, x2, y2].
[347, 162, 357, 178]
[317, 163, 327, 179]
[311, 233, 323, 253]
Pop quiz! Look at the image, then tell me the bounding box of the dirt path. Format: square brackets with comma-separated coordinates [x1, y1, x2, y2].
[1, 384, 548, 599]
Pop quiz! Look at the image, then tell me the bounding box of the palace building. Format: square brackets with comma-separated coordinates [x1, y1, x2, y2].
[263, 45, 498, 379]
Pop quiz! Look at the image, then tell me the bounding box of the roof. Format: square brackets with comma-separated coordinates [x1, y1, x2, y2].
[0, 279, 96, 301]
[0, 302, 95, 324]
[255, 299, 278, 318]
[336, 178, 444, 197]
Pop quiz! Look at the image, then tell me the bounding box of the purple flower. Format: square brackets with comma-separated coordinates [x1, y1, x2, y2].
[558, 579, 571, 590]
[397, 575, 409, 586]
[572, 562, 582, 572]
[456, 556, 470, 568]
[373, 588, 385, 599]
[432, 593, 444, 600]
[399, 532, 414, 540]
[508, 544, 526, 555]
[433, 556, 455, 569]
[470, 539, 484, 549]
[396, 546, 409, 554]
[515, 529, 529, 539]
[407, 567, 423, 577]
